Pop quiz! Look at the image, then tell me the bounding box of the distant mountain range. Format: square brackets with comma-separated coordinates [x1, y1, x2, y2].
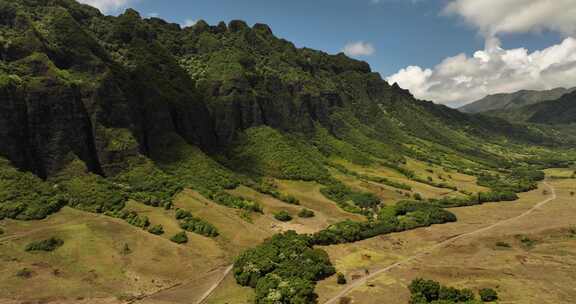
[459, 87, 576, 114]
[458, 87, 576, 124]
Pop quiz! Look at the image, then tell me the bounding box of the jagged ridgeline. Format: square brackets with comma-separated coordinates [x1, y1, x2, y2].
[0, 0, 570, 220]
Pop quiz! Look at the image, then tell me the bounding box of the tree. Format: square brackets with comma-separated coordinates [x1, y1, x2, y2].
[479, 288, 498, 302]
[170, 231, 188, 244]
[336, 272, 347, 285]
[274, 211, 293, 222]
[25, 237, 64, 252]
[409, 278, 440, 302]
[121, 243, 132, 255]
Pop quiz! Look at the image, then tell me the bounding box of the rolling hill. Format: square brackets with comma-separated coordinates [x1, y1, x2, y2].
[459, 87, 576, 114]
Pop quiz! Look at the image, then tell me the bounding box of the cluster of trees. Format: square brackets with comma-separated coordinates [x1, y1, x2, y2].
[428, 191, 518, 209]
[175, 209, 219, 237]
[409, 278, 498, 303]
[311, 201, 456, 245]
[106, 210, 151, 229]
[248, 178, 300, 205]
[320, 181, 380, 214]
[478, 167, 544, 194]
[25, 237, 64, 252]
[147, 224, 164, 235]
[208, 191, 263, 213]
[233, 231, 335, 303]
[362, 175, 412, 191]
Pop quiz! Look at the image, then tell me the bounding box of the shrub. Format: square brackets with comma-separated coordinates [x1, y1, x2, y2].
[25, 237, 64, 252]
[495, 241, 511, 248]
[409, 278, 440, 302]
[0, 227, 4, 235]
[274, 211, 293, 222]
[147, 224, 164, 235]
[298, 209, 315, 218]
[409, 278, 477, 303]
[170, 231, 188, 244]
[121, 243, 132, 255]
[479, 288, 498, 302]
[336, 272, 347, 285]
[209, 192, 263, 213]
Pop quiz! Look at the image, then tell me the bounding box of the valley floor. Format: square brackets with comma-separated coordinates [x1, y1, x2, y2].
[0, 170, 575, 304]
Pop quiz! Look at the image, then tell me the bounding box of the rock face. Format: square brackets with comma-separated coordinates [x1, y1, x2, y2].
[0, 0, 566, 180]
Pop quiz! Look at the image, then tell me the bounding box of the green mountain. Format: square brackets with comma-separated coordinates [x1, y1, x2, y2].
[459, 87, 576, 114]
[1, 1, 575, 303]
[528, 90, 576, 125]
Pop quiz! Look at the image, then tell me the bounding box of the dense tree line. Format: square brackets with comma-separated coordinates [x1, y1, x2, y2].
[233, 231, 335, 304]
[311, 201, 456, 245]
[175, 209, 219, 237]
[409, 278, 498, 303]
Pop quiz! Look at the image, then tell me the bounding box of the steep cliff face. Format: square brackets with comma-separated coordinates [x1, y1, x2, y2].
[0, 0, 568, 182]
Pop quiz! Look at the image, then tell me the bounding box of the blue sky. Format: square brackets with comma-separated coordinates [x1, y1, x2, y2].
[83, 0, 576, 106]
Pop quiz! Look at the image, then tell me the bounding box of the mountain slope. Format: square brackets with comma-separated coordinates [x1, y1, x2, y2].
[529, 90, 576, 124]
[459, 87, 576, 114]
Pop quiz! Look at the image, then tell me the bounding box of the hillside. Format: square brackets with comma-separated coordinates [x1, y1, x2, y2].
[528, 90, 576, 124]
[459, 87, 576, 114]
[1, 1, 576, 304]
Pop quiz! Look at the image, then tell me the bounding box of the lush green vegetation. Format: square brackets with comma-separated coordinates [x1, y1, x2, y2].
[25, 237, 64, 252]
[233, 231, 335, 303]
[170, 231, 189, 244]
[175, 209, 219, 237]
[0, 158, 66, 220]
[409, 278, 479, 304]
[336, 272, 347, 285]
[230, 127, 330, 181]
[320, 181, 380, 214]
[60, 174, 127, 214]
[311, 201, 456, 245]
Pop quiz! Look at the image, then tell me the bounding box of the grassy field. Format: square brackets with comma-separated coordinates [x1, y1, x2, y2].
[315, 177, 576, 304]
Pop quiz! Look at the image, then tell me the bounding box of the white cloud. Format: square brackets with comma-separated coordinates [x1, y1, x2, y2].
[343, 41, 376, 57]
[445, 0, 576, 38]
[387, 0, 576, 106]
[77, 0, 134, 14]
[387, 37, 576, 107]
[182, 19, 198, 28]
[148, 12, 159, 18]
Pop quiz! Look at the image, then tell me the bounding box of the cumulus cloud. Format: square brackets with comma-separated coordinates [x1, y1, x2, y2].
[77, 0, 133, 14]
[445, 0, 576, 38]
[343, 41, 376, 57]
[387, 0, 576, 106]
[182, 19, 198, 28]
[387, 38, 576, 106]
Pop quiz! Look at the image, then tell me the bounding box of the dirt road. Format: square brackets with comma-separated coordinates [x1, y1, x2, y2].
[324, 181, 557, 304]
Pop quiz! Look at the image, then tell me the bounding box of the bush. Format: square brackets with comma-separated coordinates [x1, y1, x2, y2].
[336, 272, 347, 285]
[409, 278, 477, 303]
[170, 231, 188, 244]
[0, 227, 4, 235]
[209, 192, 263, 213]
[298, 209, 315, 218]
[274, 211, 293, 222]
[479, 288, 498, 302]
[409, 278, 440, 302]
[147, 224, 164, 235]
[25, 237, 64, 252]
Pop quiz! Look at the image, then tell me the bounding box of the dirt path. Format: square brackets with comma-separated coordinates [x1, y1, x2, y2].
[196, 265, 233, 304]
[324, 181, 557, 304]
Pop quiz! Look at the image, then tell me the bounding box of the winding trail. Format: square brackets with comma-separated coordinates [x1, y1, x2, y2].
[324, 181, 557, 304]
[196, 265, 233, 304]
